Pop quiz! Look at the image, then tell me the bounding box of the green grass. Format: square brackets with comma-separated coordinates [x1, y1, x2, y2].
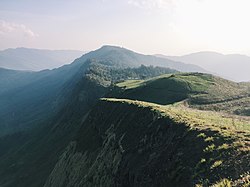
[112, 72, 250, 116]
[114, 73, 213, 105]
[116, 79, 145, 89]
[102, 98, 250, 148]
[101, 98, 250, 186]
[105, 73, 250, 185]
[116, 73, 213, 92]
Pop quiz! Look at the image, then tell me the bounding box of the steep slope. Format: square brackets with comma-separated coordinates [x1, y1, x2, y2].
[0, 68, 35, 95]
[110, 73, 250, 116]
[0, 46, 217, 186]
[162, 51, 250, 82]
[0, 62, 87, 136]
[0, 66, 108, 187]
[45, 99, 250, 187]
[0, 48, 84, 71]
[0, 62, 176, 186]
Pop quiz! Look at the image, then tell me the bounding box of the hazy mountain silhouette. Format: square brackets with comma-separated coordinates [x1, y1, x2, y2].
[0, 48, 84, 71]
[158, 51, 250, 82]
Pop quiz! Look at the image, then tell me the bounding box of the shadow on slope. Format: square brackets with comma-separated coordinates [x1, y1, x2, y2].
[45, 99, 250, 187]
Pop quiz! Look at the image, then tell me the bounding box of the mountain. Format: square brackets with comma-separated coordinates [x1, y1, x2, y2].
[79, 45, 207, 72]
[0, 46, 249, 187]
[45, 73, 250, 187]
[0, 65, 177, 187]
[0, 45, 193, 136]
[159, 51, 250, 82]
[44, 98, 250, 186]
[0, 48, 84, 71]
[45, 73, 250, 186]
[0, 45, 206, 136]
[0, 46, 179, 186]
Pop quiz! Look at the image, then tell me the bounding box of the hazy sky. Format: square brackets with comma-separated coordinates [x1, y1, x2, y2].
[1, 0, 250, 55]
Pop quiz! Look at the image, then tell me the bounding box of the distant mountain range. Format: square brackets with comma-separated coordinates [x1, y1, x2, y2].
[0, 46, 206, 72]
[2, 47, 250, 82]
[157, 51, 250, 82]
[0, 48, 84, 71]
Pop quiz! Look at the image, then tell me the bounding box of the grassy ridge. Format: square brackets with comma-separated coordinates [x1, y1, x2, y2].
[114, 73, 250, 115]
[101, 98, 250, 186]
[43, 72, 250, 187]
[0, 63, 177, 187]
[102, 98, 250, 135]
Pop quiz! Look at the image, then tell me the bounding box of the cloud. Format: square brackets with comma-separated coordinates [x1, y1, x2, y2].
[128, 0, 174, 10]
[0, 20, 38, 37]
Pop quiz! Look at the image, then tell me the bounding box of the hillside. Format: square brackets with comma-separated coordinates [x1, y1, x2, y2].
[0, 48, 83, 71]
[111, 73, 250, 116]
[0, 58, 177, 186]
[0, 47, 248, 187]
[45, 98, 250, 187]
[160, 52, 250, 82]
[0, 45, 202, 136]
[0, 62, 86, 136]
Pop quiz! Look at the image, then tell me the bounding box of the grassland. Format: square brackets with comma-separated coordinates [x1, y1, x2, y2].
[102, 98, 250, 136]
[102, 98, 250, 186]
[114, 73, 250, 116]
[110, 73, 250, 186]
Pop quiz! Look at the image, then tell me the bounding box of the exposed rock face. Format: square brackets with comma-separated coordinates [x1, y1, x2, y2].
[45, 100, 249, 187]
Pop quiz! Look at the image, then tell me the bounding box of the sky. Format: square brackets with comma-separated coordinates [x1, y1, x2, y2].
[1, 0, 250, 55]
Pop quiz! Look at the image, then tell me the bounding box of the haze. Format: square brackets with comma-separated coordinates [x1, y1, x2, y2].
[1, 0, 250, 56]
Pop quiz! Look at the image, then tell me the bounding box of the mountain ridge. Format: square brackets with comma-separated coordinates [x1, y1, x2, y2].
[158, 51, 250, 82]
[0, 50, 178, 186]
[0, 48, 84, 71]
[45, 98, 250, 187]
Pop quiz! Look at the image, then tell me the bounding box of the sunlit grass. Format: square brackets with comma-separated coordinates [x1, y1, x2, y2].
[116, 79, 145, 89]
[101, 98, 250, 186]
[114, 72, 250, 115]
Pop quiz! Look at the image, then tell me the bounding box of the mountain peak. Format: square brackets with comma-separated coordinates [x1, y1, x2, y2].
[75, 46, 206, 72]
[96, 45, 133, 54]
[99, 45, 123, 50]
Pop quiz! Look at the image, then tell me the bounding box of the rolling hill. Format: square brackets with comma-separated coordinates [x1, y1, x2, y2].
[111, 73, 250, 116]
